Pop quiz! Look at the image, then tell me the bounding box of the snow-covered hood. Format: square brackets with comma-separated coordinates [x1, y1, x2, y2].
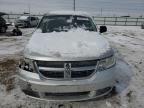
[25, 29, 112, 59]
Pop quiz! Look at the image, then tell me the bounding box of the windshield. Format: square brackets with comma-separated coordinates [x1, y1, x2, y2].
[38, 15, 97, 33]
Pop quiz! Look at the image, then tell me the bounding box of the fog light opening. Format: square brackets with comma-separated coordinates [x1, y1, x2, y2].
[89, 90, 96, 97]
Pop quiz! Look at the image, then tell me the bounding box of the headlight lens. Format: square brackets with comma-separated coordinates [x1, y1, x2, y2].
[97, 56, 116, 71]
[19, 58, 35, 72]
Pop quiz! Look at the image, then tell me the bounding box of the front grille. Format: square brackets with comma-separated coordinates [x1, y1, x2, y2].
[71, 70, 94, 78]
[36, 60, 97, 79]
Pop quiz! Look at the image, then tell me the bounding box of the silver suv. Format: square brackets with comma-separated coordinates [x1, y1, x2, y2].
[18, 11, 116, 101]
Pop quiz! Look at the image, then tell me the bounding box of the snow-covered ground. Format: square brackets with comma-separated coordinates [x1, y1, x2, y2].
[0, 26, 144, 108]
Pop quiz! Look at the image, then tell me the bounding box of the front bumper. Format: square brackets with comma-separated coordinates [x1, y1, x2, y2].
[18, 66, 116, 102]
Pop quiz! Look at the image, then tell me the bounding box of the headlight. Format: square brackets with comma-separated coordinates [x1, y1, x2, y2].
[19, 58, 35, 73]
[97, 56, 116, 71]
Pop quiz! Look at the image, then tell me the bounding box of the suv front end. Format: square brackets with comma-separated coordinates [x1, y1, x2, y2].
[18, 11, 116, 101]
[18, 53, 116, 101]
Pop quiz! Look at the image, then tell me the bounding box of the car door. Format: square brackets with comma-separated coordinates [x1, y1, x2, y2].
[30, 17, 38, 27]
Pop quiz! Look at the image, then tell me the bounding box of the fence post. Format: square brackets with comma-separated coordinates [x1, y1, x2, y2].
[125, 18, 127, 26]
[136, 18, 138, 26]
[104, 17, 106, 25]
[8, 14, 10, 23]
[115, 17, 117, 25]
[92, 16, 95, 20]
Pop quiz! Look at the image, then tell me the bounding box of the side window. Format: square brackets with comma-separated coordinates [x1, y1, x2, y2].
[31, 17, 36, 21]
[27, 17, 31, 21]
[0, 16, 6, 24]
[36, 17, 39, 20]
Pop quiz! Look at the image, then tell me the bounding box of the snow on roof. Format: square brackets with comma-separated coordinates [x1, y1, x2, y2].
[45, 11, 90, 17]
[19, 16, 29, 20]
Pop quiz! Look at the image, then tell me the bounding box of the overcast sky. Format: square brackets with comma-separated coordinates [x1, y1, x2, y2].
[0, 0, 144, 16]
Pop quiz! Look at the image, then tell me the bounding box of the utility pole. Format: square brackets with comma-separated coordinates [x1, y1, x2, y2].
[73, 0, 75, 11]
[28, 3, 31, 26]
[101, 8, 102, 16]
[28, 2, 31, 15]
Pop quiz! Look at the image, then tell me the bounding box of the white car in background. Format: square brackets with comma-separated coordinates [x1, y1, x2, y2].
[18, 11, 116, 101]
[15, 16, 39, 28]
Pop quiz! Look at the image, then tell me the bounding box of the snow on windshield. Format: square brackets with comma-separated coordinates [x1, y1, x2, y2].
[38, 15, 97, 33]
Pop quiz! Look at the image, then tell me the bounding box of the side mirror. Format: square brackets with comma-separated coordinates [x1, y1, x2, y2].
[100, 26, 107, 33]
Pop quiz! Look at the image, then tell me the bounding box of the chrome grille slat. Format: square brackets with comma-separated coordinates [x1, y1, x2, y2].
[39, 67, 64, 72]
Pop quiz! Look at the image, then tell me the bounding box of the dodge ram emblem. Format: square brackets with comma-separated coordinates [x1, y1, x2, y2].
[64, 63, 71, 78]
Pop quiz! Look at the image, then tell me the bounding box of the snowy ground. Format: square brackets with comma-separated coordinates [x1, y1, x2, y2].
[0, 26, 144, 108]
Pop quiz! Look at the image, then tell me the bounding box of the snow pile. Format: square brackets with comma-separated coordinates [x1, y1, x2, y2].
[104, 26, 144, 108]
[114, 59, 133, 93]
[19, 16, 29, 20]
[26, 29, 111, 58]
[0, 27, 34, 58]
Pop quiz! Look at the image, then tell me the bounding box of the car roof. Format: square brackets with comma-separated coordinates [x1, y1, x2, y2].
[0, 12, 7, 16]
[19, 16, 29, 20]
[44, 11, 91, 17]
[19, 16, 38, 20]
